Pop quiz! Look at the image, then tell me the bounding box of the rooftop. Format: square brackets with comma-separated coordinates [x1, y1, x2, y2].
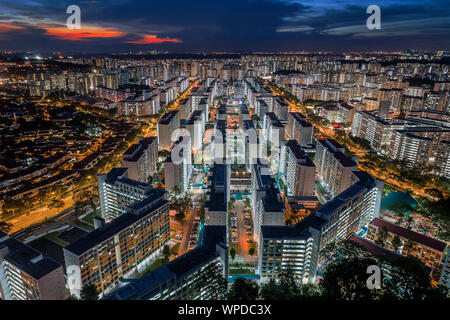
[348, 234, 403, 261]
[0, 236, 62, 280]
[369, 218, 447, 252]
[64, 191, 167, 256]
[158, 110, 179, 125]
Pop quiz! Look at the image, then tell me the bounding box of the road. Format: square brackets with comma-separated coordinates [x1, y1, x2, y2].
[179, 206, 199, 255]
[6, 196, 75, 234]
[234, 200, 251, 261]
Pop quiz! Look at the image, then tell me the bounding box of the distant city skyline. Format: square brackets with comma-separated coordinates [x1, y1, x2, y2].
[0, 0, 449, 53]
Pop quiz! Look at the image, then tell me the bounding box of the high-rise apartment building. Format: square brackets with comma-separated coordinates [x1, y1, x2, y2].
[259, 171, 383, 284]
[0, 231, 67, 300]
[435, 140, 450, 178]
[64, 189, 170, 298]
[251, 162, 285, 239]
[315, 139, 358, 197]
[205, 164, 229, 226]
[284, 140, 316, 197]
[286, 112, 313, 147]
[351, 110, 405, 151]
[98, 168, 154, 222]
[163, 136, 192, 193]
[122, 136, 158, 183]
[103, 225, 228, 300]
[273, 97, 289, 121]
[186, 110, 205, 152]
[157, 110, 180, 150]
[439, 252, 450, 297]
[389, 130, 433, 168]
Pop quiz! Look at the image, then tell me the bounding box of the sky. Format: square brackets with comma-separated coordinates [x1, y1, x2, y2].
[0, 0, 449, 53]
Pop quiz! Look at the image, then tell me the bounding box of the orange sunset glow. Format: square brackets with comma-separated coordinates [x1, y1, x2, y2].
[43, 25, 126, 41]
[0, 23, 24, 32]
[126, 34, 182, 44]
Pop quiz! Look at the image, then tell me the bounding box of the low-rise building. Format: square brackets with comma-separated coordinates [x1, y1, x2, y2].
[366, 218, 447, 271]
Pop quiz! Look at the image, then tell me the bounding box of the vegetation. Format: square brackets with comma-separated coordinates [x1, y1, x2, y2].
[228, 278, 259, 300]
[227, 240, 448, 300]
[230, 247, 236, 261]
[80, 284, 99, 300]
[170, 192, 192, 222]
[415, 197, 450, 241]
[349, 134, 371, 150]
[196, 263, 228, 300]
[319, 240, 447, 300]
[162, 245, 171, 263]
[228, 268, 321, 300]
[137, 258, 167, 278]
[360, 152, 449, 199]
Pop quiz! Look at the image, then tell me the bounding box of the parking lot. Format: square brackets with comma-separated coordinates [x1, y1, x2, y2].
[230, 199, 254, 262]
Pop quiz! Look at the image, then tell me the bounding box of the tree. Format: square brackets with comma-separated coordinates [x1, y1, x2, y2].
[230, 248, 236, 261]
[320, 256, 383, 300]
[321, 242, 337, 260]
[73, 189, 98, 213]
[80, 284, 98, 300]
[0, 221, 13, 233]
[248, 247, 256, 262]
[162, 245, 170, 263]
[258, 268, 322, 300]
[389, 202, 414, 217]
[278, 267, 301, 299]
[375, 226, 389, 246]
[391, 235, 402, 252]
[384, 256, 442, 300]
[48, 199, 65, 211]
[228, 278, 259, 300]
[299, 283, 322, 298]
[259, 278, 282, 300]
[197, 263, 227, 300]
[175, 211, 185, 222]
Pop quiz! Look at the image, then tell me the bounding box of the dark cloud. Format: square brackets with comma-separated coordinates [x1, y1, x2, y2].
[0, 0, 448, 53]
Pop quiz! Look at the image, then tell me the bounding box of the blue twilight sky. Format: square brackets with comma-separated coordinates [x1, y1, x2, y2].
[0, 0, 449, 53]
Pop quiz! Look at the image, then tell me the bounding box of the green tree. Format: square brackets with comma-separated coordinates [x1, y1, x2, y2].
[197, 263, 228, 300]
[259, 278, 282, 300]
[320, 256, 383, 300]
[228, 278, 259, 300]
[391, 235, 402, 252]
[162, 245, 170, 263]
[299, 283, 322, 298]
[48, 199, 65, 211]
[230, 247, 236, 261]
[248, 247, 256, 258]
[375, 226, 389, 246]
[384, 256, 443, 300]
[175, 210, 185, 222]
[80, 284, 98, 300]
